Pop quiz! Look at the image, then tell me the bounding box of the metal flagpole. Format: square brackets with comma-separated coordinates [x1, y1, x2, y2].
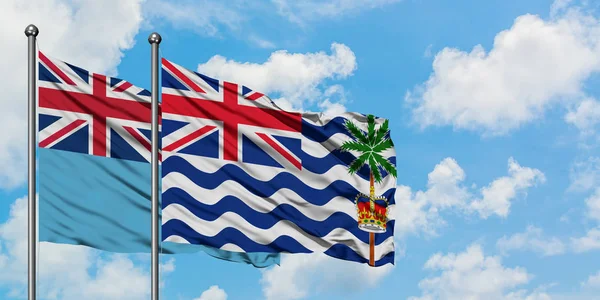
[25, 24, 39, 300]
[148, 32, 162, 300]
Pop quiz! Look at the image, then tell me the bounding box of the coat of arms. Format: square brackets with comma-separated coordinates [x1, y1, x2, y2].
[341, 114, 397, 265]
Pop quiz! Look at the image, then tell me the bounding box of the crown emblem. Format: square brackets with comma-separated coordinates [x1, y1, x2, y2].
[354, 193, 389, 233]
[340, 114, 397, 266]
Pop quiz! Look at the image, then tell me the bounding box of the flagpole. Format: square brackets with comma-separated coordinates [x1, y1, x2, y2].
[25, 24, 39, 300]
[149, 32, 162, 300]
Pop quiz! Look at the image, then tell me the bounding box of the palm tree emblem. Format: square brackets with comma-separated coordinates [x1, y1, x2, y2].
[340, 114, 396, 266]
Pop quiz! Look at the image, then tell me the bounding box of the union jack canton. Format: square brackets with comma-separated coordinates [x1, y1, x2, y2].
[38, 51, 156, 162]
[160, 58, 302, 169]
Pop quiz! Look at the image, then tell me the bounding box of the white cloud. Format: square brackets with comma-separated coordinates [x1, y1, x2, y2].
[406, 4, 600, 135]
[272, 0, 402, 25]
[248, 35, 277, 49]
[75, 255, 150, 300]
[565, 98, 600, 137]
[395, 157, 545, 237]
[571, 228, 600, 253]
[581, 270, 600, 289]
[260, 253, 393, 300]
[496, 226, 566, 257]
[0, 196, 174, 299]
[394, 157, 468, 237]
[469, 158, 546, 219]
[197, 43, 357, 111]
[317, 85, 348, 116]
[585, 188, 600, 222]
[160, 257, 176, 274]
[393, 158, 466, 233]
[394, 184, 446, 238]
[571, 188, 600, 253]
[318, 99, 347, 116]
[0, 0, 144, 189]
[409, 244, 533, 300]
[195, 285, 228, 300]
[423, 157, 471, 209]
[569, 157, 600, 192]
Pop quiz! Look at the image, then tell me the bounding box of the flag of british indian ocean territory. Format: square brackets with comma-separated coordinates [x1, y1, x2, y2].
[160, 58, 397, 266]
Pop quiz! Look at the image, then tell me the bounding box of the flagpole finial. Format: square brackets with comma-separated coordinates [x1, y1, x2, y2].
[148, 32, 162, 44]
[24, 24, 39, 37]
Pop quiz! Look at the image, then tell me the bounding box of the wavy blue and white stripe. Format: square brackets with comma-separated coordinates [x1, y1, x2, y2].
[162, 113, 396, 266]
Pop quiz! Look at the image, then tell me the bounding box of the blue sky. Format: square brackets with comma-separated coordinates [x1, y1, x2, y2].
[1, 0, 600, 299]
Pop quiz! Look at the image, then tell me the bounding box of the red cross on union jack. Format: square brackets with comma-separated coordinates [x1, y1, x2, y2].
[161, 58, 302, 169]
[37, 51, 161, 162]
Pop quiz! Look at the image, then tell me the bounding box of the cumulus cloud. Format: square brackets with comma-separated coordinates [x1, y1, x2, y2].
[581, 270, 600, 289]
[0, 196, 176, 299]
[409, 244, 534, 300]
[406, 4, 600, 135]
[469, 158, 546, 219]
[565, 98, 600, 137]
[395, 157, 545, 237]
[393, 158, 469, 237]
[196, 43, 357, 111]
[0, 0, 144, 189]
[496, 226, 566, 257]
[272, 0, 402, 25]
[569, 188, 600, 254]
[571, 228, 600, 253]
[259, 253, 393, 300]
[195, 285, 228, 300]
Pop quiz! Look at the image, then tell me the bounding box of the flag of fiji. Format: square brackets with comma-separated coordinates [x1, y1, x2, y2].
[37, 51, 278, 267]
[161, 58, 397, 267]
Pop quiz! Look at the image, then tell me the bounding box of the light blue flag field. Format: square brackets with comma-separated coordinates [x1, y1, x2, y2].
[36, 51, 279, 267]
